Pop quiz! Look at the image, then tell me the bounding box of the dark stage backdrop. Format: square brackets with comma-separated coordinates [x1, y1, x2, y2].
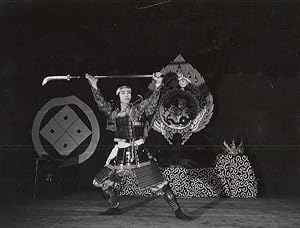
[0, 0, 299, 197]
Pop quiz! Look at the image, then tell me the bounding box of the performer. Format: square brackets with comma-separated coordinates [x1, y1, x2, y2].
[86, 72, 191, 220]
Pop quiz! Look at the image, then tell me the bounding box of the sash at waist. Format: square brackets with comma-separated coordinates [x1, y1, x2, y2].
[105, 139, 145, 165]
[113, 137, 143, 143]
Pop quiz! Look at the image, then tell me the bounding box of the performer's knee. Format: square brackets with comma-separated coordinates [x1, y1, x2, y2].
[93, 178, 102, 188]
[162, 183, 171, 192]
[102, 186, 116, 198]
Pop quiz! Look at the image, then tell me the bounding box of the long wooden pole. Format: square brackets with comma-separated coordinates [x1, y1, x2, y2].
[42, 74, 153, 86]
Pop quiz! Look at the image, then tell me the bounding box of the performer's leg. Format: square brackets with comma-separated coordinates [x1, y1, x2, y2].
[162, 184, 192, 220]
[99, 186, 121, 215]
[93, 167, 122, 215]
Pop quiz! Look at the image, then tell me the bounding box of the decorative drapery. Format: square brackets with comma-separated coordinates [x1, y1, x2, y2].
[119, 153, 258, 198]
[152, 54, 214, 145]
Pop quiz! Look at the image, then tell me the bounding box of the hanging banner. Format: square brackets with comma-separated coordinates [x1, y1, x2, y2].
[153, 54, 214, 145]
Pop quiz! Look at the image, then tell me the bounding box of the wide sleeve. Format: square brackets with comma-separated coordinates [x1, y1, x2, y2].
[91, 86, 113, 117]
[136, 83, 162, 117]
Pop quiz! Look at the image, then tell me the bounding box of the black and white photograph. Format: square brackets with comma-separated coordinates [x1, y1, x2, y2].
[0, 0, 300, 227]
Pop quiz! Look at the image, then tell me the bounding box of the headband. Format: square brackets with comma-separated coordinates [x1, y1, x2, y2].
[116, 85, 131, 95]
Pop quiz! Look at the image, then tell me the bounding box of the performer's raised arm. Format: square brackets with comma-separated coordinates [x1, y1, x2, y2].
[136, 72, 163, 117]
[85, 73, 113, 117]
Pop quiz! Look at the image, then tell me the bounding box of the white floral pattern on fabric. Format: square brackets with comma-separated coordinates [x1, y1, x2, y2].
[119, 167, 222, 197]
[119, 157, 258, 198]
[215, 154, 258, 198]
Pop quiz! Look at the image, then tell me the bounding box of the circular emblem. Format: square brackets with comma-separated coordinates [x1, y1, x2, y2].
[32, 96, 100, 167]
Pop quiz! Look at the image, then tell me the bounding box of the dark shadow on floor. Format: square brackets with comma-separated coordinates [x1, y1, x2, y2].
[119, 196, 159, 214]
[188, 197, 227, 219]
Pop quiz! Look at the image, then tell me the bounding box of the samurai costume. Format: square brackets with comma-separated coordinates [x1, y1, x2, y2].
[90, 80, 191, 220]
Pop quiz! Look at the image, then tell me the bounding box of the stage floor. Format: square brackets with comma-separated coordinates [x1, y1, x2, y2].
[1, 192, 300, 228]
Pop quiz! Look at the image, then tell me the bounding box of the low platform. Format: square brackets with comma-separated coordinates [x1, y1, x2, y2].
[1, 192, 299, 227]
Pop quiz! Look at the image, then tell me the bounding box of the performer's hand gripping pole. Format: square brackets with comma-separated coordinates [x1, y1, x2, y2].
[41, 74, 154, 86]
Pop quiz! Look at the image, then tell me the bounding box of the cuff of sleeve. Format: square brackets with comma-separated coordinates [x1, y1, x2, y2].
[91, 86, 101, 97]
[155, 82, 162, 88]
[90, 84, 98, 90]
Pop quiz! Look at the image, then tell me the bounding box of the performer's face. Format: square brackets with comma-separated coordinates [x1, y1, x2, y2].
[119, 88, 132, 104]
